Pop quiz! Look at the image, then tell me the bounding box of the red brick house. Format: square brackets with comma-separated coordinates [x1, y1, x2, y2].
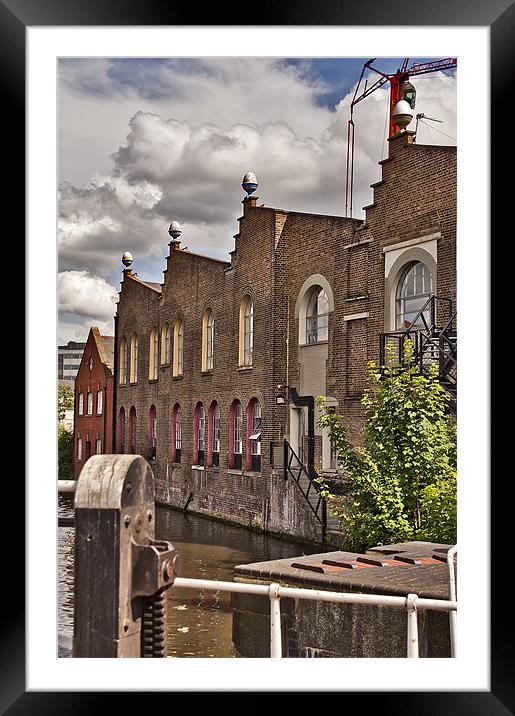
[113, 130, 456, 542]
[73, 328, 114, 479]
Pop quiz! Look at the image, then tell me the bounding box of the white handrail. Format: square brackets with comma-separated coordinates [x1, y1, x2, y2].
[447, 544, 458, 657]
[58, 480, 77, 493]
[171, 576, 457, 658]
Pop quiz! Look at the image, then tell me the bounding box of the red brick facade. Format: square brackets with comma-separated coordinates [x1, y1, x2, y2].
[73, 328, 114, 479]
[114, 131, 456, 541]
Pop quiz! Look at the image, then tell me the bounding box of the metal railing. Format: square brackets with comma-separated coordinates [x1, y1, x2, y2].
[284, 441, 326, 529]
[171, 575, 457, 659]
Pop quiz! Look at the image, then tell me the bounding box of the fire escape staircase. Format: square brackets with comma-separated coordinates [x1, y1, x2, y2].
[379, 295, 457, 414]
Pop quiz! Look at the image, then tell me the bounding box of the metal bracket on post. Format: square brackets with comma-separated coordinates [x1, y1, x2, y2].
[72, 454, 180, 658]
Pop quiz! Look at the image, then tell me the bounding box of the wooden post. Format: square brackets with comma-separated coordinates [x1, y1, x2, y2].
[73, 454, 178, 657]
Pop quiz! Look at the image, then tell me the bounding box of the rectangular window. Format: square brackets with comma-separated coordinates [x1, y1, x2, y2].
[77, 438, 82, 461]
[95, 438, 102, 455]
[96, 390, 103, 414]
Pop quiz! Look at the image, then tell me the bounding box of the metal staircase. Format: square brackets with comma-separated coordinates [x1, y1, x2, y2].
[379, 295, 457, 414]
[283, 441, 328, 538]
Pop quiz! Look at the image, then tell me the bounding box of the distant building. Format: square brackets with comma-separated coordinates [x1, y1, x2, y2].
[73, 328, 115, 478]
[58, 340, 86, 383]
[58, 380, 75, 431]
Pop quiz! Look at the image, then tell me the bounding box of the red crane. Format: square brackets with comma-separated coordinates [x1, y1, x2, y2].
[345, 57, 457, 217]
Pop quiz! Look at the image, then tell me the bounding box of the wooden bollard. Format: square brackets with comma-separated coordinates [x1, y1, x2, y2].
[73, 454, 179, 657]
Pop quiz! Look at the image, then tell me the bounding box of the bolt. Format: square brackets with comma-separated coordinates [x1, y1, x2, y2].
[124, 514, 131, 527]
[172, 553, 182, 577]
[147, 510, 153, 522]
[162, 560, 174, 582]
[123, 620, 130, 633]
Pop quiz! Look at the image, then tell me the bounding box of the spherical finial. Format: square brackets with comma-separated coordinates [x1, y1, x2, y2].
[122, 251, 134, 268]
[168, 220, 182, 242]
[392, 100, 414, 131]
[242, 171, 258, 197]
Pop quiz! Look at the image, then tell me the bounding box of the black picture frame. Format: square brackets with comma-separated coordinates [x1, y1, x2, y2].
[7, 0, 508, 711]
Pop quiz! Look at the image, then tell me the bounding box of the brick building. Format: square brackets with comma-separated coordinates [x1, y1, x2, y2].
[113, 130, 457, 542]
[73, 327, 115, 479]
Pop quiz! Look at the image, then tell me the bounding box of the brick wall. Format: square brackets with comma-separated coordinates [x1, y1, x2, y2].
[113, 135, 456, 541]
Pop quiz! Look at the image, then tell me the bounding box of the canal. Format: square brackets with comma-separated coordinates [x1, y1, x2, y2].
[58, 493, 326, 657]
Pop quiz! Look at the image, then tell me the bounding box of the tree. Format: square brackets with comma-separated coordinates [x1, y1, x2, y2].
[317, 340, 457, 551]
[58, 423, 74, 480]
[58, 383, 74, 422]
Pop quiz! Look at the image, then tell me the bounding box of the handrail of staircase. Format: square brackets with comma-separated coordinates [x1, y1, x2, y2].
[284, 440, 326, 526]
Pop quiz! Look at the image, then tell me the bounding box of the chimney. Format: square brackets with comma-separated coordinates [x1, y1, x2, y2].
[242, 195, 258, 214]
[387, 129, 416, 156]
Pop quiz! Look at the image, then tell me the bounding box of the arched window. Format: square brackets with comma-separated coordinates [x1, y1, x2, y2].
[77, 435, 83, 461]
[229, 399, 243, 470]
[148, 405, 157, 460]
[78, 392, 84, 416]
[306, 287, 329, 343]
[118, 407, 126, 453]
[395, 261, 433, 329]
[171, 404, 182, 463]
[239, 295, 254, 367]
[119, 336, 127, 384]
[202, 310, 215, 372]
[194, 402, 205, 465]
[161, 323, 171, 365]
[96, 389, 103, 415]
[87, 391, 93, 415]
[173, 319, 183, 377]
[246, 399, 262, 472]
[130, 334, 138, 383]
[129, 406, 137, 454]
[95, 438, 102, 455]
[208, 401, 221, 467]
[149, 327, 158, 380]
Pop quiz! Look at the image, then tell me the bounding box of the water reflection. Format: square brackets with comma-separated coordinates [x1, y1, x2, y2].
[58, 495, 323, 657]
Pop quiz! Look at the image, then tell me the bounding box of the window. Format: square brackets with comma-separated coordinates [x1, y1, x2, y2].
[95, 438, 102, 455]
[230, 400, 243, 470]
[88, 356, 93, 371]
[161, 323, 171, 365]
[208, 401, 221, 467]
[194, 403, 205, 465]
[130, 334, 138, 383]
[78, 393, 84, 416]
[149, 327, 158, 380]
[119, 336, 127, 384]
[87, 391, 93, 415]
[395, 261, 433, 329]
[77, 436, 83, 461]
[173, 319, 183, 377]
[306, 287, 329, 343]
[239, 295, 254, 367]
[96, 389, 103, 415]
[202, 310, 215, 372]
[247, 399, 261, 472]
[118, 407, 126, 453]
[148, 405, 157, 460]
[172, 404, 181, 463]
[129, 406, 137, 454]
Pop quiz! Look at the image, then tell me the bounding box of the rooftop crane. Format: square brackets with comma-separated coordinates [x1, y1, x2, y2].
[345, 57, 457, 217]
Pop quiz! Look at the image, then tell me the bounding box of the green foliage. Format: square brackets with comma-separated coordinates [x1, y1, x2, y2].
[58, 383, 74, 422]
[58, 423, 74, 480]
[317, 340, 457, 551]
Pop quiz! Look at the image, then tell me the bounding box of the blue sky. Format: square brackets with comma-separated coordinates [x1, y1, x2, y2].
[58, 57, 457, 343]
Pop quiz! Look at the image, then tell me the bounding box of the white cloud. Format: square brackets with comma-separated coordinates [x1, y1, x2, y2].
[58, 59, 456, 340]
[58, 271, 118, 321]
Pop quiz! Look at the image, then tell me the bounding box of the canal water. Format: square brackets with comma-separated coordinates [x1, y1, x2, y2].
[58, 494, 325, 658]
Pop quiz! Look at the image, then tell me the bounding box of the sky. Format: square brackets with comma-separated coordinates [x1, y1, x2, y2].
[57, 57, 457, 344]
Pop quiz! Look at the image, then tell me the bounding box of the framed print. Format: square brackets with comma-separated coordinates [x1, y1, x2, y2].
[4, 0, 510, 710]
